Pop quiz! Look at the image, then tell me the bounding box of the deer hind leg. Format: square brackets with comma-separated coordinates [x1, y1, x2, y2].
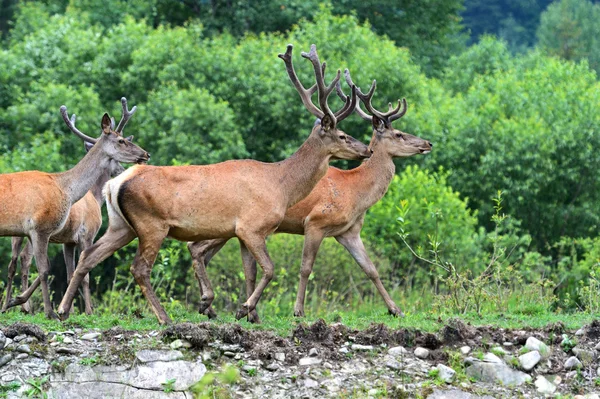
[57, 225, 136, 320]
[2, 237, 25, 312]
[188, 239, 227, 319]
[19, 239, 33, 314]
[77, 240, 94, 315]
[294, 229, 325, 318]
[63, 243, 82, 315]
[130, 232, 169, 324]
[335, 230, 404, 317]
[20, 233, 56, 319]
[234, 232, 274, 320]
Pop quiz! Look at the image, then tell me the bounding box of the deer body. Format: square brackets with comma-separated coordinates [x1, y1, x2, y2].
[57, 44, 370, 324]
[0, 98, 148, 318]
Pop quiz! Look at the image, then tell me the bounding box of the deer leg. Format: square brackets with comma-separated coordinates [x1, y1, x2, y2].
[26, 234, 56, 319]
[57, 225, 136, 320]
[62, 243, 76, 315]
[130, 234, 170, 324]
[294, 229, 325, 317]
[19, 239, 33, 313]
[335, 231, 404, 317]
[2, 237, 24, 312]
[239, 241, 260, 324]
[234, 234, 274, 320]
[78, 240, 94, 315]
[188, 239, 227, 318]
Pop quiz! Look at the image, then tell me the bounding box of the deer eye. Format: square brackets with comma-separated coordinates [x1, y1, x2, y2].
[118, 139, 125, 144]
[338, 135, 346, 140]
[395, 133, 404, 139]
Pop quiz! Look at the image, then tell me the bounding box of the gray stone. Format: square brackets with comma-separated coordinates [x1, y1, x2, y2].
[0, 331, 5, 350]
[564, 356, 582, 370]
[482, 353, 503, 364]
[80, 332, 101, 341]
[535, 375, 556, 395]
[62, 336, 74, 344]
[15, 353, 28, 360]
[169, 339, 191, 350]
[351, 344, 374, 351]
[299, 357, 321, 366]
[223, 351, 235, 357]
[308, 348, 319, 357]
[466, 362, 532, 386]
[135, 350, 183, 363]
[385, 358, 401, 370]
[414, 347, 430, 359]
[304, 378, 318, 388]
[274, 352, 285, 362]
[242, 365, 256, 373]
[0, 354, 12, 367]
[265, 362, 279, 371]
[388, 346, 408, 356]
[49, 381, 186, 399]
[56, 347, 79, 355]
[575, 328, 585, 336]
[460, 346, 471, 355]
[338, 347, 349, 354]
[525, 337, 551, 357]
[572, 347, 597, 364]
[595, 342, 600, 351]
[16, 344, 31, 354]
[518, 350, 541, 371]
[13, 334, 27, 342]
[427, 389, 495, 399]
[436, 364, 456, 383]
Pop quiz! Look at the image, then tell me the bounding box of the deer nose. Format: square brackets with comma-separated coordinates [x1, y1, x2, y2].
[146, 152, 151, 158]
[428, 141, 433, 147]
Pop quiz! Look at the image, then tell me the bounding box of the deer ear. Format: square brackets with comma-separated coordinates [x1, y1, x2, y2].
[372, 115, 385, 133]
[101, 113, 112, 134]
[125, 135, 134, 142]
[320, 114, 335, 133]
[84, 141, 94, 153]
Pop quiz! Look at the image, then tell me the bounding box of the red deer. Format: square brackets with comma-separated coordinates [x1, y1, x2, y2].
[188, 70, 432, 321]
[57, 44, 371, 324]
[0, 98, 149, 318]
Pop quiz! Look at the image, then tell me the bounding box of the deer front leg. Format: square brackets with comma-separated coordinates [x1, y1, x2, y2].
[30, 234, 56, 319]
[235, 233, 274, 320]
[19, 239, 33, 313]
[239, 241, 260, 324]
[63, 243, 77, 315]
[77, 240, 94, 315]
[57, 225, 136, 320]
[294, 229, 325, 317]
[335, 230, 404, 317]
[2, 237, 24, 312]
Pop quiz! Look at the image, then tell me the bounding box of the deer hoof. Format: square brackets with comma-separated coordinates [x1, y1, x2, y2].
[388, 308, 405, 318]
[247, 311, 261, 324]
[47, 310, 59, 320]
[205, 307, 218, 319]
[235, 306, 249, 320]
[293, 310, 305, 318]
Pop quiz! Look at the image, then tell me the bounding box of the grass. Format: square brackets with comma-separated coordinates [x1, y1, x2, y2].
[0, 303, 595, 337]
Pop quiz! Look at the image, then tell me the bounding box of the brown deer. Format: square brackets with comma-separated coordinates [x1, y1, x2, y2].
[3, 135, 127, 315]
[188, 70, 432, 321]
[56, 44, 371, 324]
[0, 98, 149, 318]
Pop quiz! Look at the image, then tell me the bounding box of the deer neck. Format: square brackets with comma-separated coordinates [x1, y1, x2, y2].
[56, 143, 112, 205]
[354, 137, 396, 209]
[277, 134, 332, 207]
[91, 168, 112, 206]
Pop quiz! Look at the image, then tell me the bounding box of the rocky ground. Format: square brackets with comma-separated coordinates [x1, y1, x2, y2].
[0, 319, 599, 398]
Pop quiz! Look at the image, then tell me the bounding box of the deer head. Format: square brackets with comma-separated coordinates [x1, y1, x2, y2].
[279, 44, 371, 161]
[61, 97, 150, 165]
[337, 70, 432, 157]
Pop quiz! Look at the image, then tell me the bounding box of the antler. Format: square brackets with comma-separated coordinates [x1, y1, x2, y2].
[343, 69, 407, 126]
[335, 70, 374, 122]
[60, 106, 97, 144]
[279, 44, 356, 124]
[115, 97, 137, 134]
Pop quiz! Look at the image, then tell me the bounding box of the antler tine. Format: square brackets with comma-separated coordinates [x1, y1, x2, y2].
[340, 69, 372, 121]
[278, 44, 324, 118]
[334, 84, 358, 122]
[301, 44, 339, 121]
[115, 97, 137, 134]
[388, 98, 408, 122]
[110, 117, 116, 130]
[60, 105, 97, 144]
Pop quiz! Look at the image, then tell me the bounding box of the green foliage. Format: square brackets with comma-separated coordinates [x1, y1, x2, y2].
[161, 378, 177, 393]
[537, 0, 600, 73]
[190, 365, 239, 399]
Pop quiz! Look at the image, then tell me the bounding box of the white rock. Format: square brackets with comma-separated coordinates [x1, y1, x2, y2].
[525, 337, 551, 357]
[351, 344, 374, 351]
[299, 357, 322, 366]
[80, 332, 101, 341]
[564, 356, 582, 370]
[534, 375, 556, 395]
[274, 352, 285, 362]
[339, 347, 349, 354]
[388, 346, 408, 356]
[483, 353, 503, 364]
[304, 378, 318, 388]
[308, 348, 319, 357]
[460, 346, 471, 355]
[518, 350, 541, 371]
[414, 347, 429, 359]
[265, 362, 279, 371]
[136, 350, 183, 363]
[436, 364, 456, 383]
[595, 342, 600, 351]
[575, 328, 585, 336]
[62, 336, 74, 344]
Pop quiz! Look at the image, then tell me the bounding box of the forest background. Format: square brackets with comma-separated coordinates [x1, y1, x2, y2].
[1, 0, 600, 320]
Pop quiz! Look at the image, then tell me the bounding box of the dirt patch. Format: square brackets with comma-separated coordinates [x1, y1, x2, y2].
[162, 322, 213, 348]
[2, 322, 46, 341]
[584, 319, 600, 340]
[441, 318, 477, 344]
[102, 326, 137, 342]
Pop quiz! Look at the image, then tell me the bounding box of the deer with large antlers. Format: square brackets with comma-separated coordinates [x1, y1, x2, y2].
[0, 98, 149, 318]
[188, 70, 432, 321]
[3, 137, 127, 315]
[57, 44, 371, 324]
